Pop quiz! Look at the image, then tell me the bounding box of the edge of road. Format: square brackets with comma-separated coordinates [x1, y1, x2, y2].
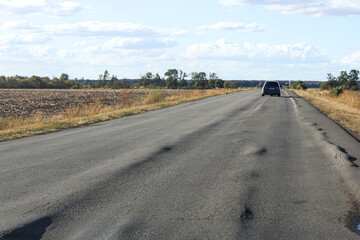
[286, 90, 360, 234]
[289, 90, 360, 143]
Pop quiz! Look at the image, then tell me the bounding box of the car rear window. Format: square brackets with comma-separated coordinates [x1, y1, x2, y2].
[265, 82, 279, 87]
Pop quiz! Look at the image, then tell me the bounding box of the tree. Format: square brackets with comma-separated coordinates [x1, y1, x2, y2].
[0, 76, 6, 88]
[109, 75, 119, 89]
[165, 69, 179, 89]
[193, 72, 207, 89]
[139, 72, 153, 87]
[179, 70, 188, 81]
[208, 72, 222, 89]
[347, 69, 359, 90]
[208, 72, 217, 88]
[96, 70, 109, 88]
[103, 70, 110, 81]
[337, 71, 348, 87]
[229, 82, 238, 89]
[320, 73, 338, 90]
[120, 78, 132, 88]
[214, 79, 224, 88]
[223, 81, 229, 89]
[179, 79, 187, 88]
[153, 73, 162, 87]
[30, 75, 46, 88]
[179, 70, 188, 88]
[60, 73, 69, 82]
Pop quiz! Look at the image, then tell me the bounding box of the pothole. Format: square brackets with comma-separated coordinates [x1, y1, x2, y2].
[240, 207, 254, 222]
[345, 210, 360, 235]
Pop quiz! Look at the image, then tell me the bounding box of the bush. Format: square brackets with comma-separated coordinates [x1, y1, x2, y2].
[291, 81, 307, 90]
[229, 82, 238, 89]
[330, 86, 343, 96]
[350, 85, 358, 91]
[320, 82, 330, 90]
[146, 90, 166, 104]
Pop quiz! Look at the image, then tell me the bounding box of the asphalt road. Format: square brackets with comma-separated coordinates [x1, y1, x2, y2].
[1, 90, 360, 239]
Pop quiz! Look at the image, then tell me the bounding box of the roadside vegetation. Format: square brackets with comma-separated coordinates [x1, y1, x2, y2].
[293, 69, 360, 138]
[289, 81, 308, 90]
[320, 70, 359, 92]
[0, 89, 244, 141]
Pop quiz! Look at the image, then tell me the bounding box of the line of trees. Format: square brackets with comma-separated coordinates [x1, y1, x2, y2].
[0, 73, 134, 89]
[138, 69, 236, 89]
[320, 69, 359, 91]
[0, 69, 239, 89]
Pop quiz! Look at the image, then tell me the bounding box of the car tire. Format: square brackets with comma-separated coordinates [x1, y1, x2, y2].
[278, 94, 281, 97]
[262, 94, 264, 96]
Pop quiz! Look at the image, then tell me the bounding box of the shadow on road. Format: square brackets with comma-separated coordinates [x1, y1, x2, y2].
[0, 216, 52, 240]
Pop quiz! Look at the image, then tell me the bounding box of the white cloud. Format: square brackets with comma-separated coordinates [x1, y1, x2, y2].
[218, 0, 360, 16]
[27, 46, 51, 57]
[53, 43, 174, 68]
[43, 21, 158, 37]
[185, 39, 328, 63]
[198, 22, 264, 32]
[3, 20, 187, 38]
[342, 51, 360, 66]
[0, 0, 83, 16]
[1, 20, 184, 51]
[0, 33, 51, 44]
[0, 43, 55, 64]
[105, 37, 177, 49]
[167, 29, 189, 36]
[2, 20, 37, 30]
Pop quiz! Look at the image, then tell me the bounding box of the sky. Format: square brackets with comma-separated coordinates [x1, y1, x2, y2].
[0, 0, 360, 80]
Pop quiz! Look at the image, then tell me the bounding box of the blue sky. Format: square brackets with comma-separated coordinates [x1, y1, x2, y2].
[0, 0, 360, 80]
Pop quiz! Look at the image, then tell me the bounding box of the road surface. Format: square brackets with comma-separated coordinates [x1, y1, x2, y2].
[0, 90, 360, 239]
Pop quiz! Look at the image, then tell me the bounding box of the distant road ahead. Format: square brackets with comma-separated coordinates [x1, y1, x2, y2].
[1, 90, 360, 239]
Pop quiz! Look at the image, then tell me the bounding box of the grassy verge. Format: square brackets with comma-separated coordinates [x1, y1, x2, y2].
[0, 89, 245, 141]
[293, 89, 360, 138]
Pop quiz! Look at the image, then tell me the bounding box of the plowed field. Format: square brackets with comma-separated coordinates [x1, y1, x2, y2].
[0, 89, 186, 118]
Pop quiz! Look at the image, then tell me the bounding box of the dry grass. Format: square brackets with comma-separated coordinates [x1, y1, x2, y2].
[0, 88, 245, 141]
[146, 90, 166, 104]
[293, 89, 360, 138]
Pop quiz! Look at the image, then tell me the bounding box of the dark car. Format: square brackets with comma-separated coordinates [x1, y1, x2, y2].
[262, 81, 281, 97]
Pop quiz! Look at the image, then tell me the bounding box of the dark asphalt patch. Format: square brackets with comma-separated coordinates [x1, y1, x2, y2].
[0, 216, 52, 240]
[126, 145, 175, 172]
[240, 207, 254, 222]
[160, 146, 172, 153]
[117, 220, 145, 240]
[345, 210, 360, 236]
[250, 171, 260, 179]
[256, 148, 267, 155]
[337, 146, 359, 168]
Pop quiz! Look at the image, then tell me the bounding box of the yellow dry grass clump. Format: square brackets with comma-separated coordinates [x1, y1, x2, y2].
[293, 89, 360, 138]
[0, 88, 243, 141]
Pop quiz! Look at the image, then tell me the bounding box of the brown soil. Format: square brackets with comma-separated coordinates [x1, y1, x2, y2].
[0, 89, 188, 118]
